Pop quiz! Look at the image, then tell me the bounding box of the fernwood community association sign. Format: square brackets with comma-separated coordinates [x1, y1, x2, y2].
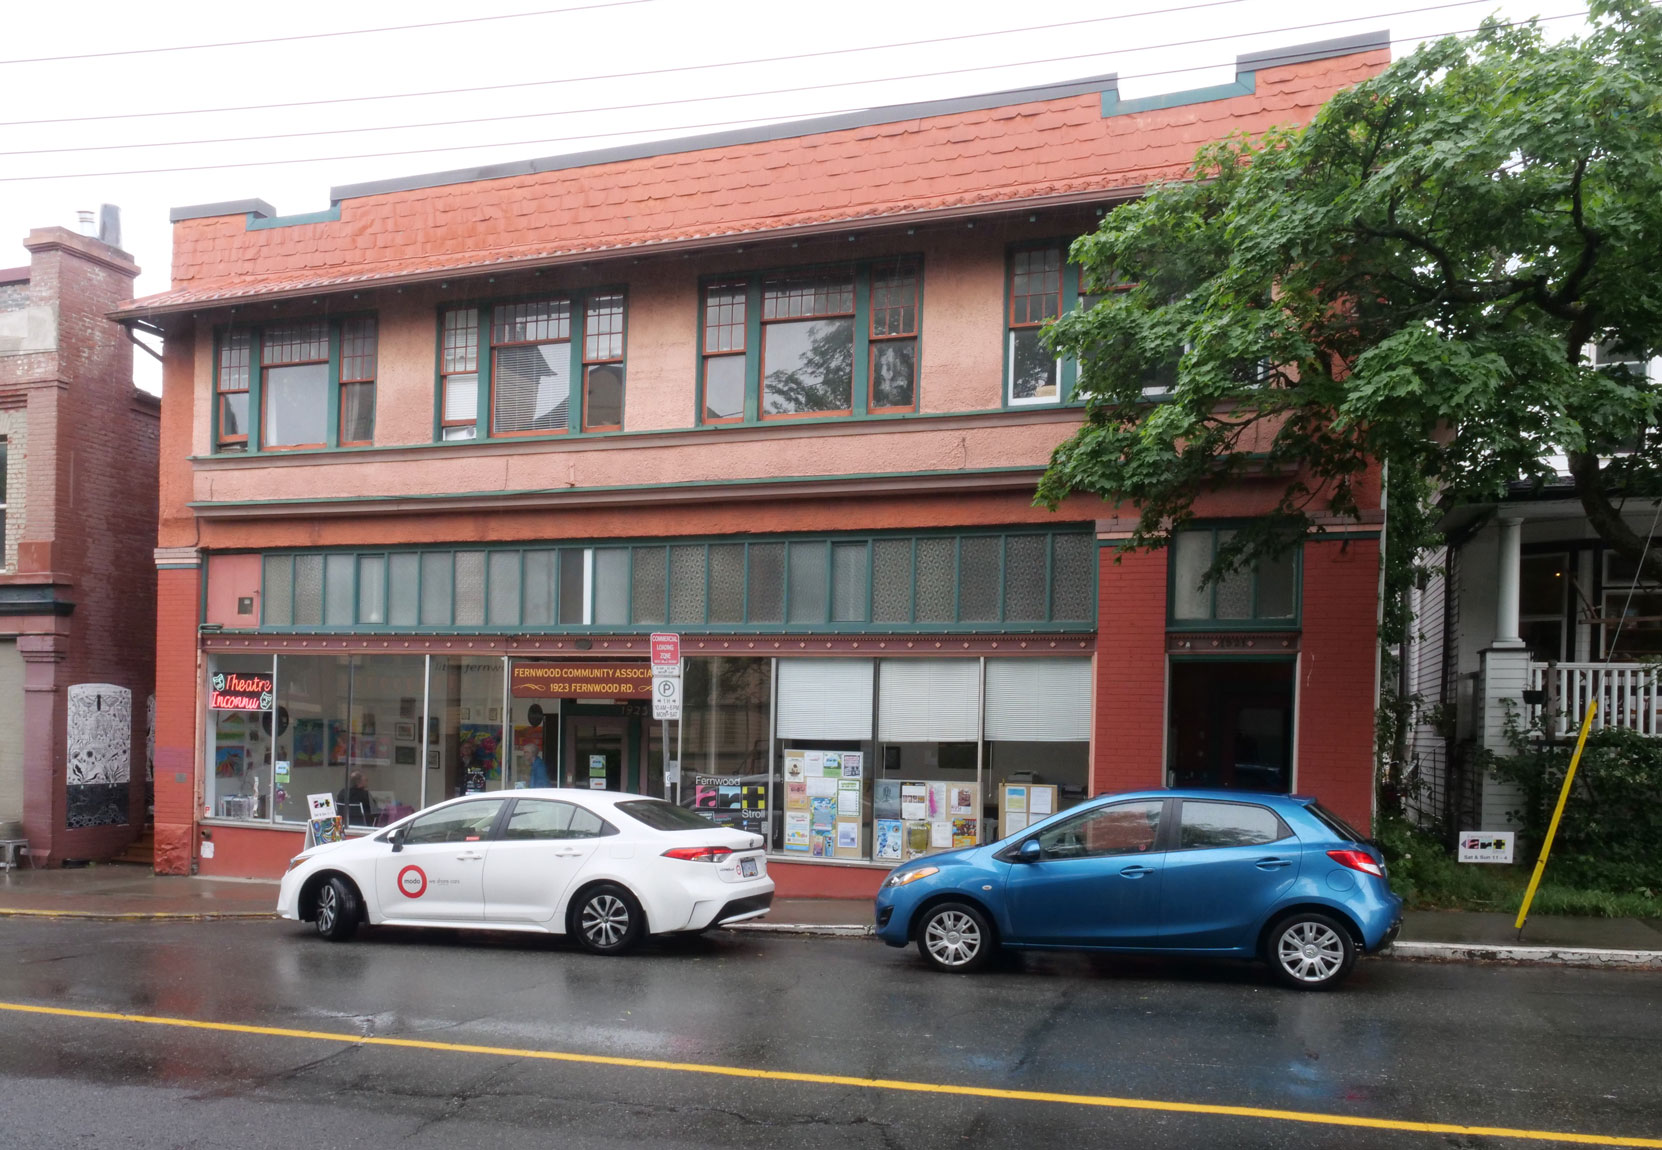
[209, 671, 273, 712]
[509, 661, 652, 700]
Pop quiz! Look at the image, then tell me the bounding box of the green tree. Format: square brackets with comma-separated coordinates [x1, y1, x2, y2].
[1038, 1, 1662, 584]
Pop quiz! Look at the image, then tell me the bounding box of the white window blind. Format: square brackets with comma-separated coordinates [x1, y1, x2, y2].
[877, 659, 981, 742]
[776, 659, 874, 740]
[984, 659, 1092, 741]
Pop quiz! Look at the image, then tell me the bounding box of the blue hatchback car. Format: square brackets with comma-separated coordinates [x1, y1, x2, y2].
[874, 790, 1402, 989]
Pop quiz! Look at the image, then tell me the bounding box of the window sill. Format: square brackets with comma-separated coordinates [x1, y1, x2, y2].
[765, 852, 897, 870]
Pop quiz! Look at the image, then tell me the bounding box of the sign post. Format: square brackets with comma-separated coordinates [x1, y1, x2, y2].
[650, 634, 681, 803]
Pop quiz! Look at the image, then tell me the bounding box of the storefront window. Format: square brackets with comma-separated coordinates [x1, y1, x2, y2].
[506, 692, 556, 790]
[983, 659, 1092, 837]
[874, 659, 984, 862]
[679, 657, 771, 840]
[777, 659, 873, 858]
[270, 654, 426, 826]
[206, 654, 276, 820]
[428, 657, 507, 798]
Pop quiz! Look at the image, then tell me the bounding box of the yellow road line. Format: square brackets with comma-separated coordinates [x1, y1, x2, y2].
[0, 999, 1655, 1148]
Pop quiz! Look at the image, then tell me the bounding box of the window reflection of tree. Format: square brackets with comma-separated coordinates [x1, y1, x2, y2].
[764, 318, 853, 414]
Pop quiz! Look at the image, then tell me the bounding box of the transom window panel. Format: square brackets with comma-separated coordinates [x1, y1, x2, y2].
[1008, 247, 1063, 405]
[441, 293, 627, 441]
[256, 529, 1095, 632]
[215, 317, 377, 453]
[1169, 528, 1300, 626]
[701, 259, 923, 425]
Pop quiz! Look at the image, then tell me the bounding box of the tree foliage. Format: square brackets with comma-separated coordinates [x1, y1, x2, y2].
[1038, 1, 1662, 580]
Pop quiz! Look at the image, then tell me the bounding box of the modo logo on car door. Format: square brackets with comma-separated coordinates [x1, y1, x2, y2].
[397, 865, 427, 898]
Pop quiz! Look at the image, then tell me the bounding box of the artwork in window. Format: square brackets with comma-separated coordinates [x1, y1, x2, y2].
[493, 344, 570, 433]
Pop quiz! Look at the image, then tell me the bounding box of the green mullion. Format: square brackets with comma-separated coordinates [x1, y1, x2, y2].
[1060, 263, 1081, 402]
[852, 265, 871, 417]
[743, 280, 763, 424]
[952, 536, 963, 623]
[249, 329, 265, 453]
[741, 541, 751, 624]
[569, 298, 585, 435]
[475, 309, 492, 439]
[908, 537, 918, 624]
[325, 323, 342, 449]
[1044, 531, 1056, 623]
[702, 543, 711, 626]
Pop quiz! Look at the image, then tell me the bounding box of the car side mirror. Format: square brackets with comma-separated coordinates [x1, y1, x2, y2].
[1017, 838, 1042, 863]
[389, 827, 404, 853]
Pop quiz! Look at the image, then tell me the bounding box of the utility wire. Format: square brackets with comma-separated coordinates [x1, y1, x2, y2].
[0, 0, 1532, 158]
[0, 9, 1588, 183]
[10, 0, 1391, 129]
[0, 0, 657, 66]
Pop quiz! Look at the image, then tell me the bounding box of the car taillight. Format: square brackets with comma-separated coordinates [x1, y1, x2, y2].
[662, 846, 734, 863]
[1328, 849, 1384, 877]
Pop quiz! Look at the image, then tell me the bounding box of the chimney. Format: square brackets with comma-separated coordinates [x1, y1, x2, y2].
[98, 204, 121, 249]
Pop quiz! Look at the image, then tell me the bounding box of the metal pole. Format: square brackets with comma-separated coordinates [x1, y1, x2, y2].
[1515, 699, 1596, 938]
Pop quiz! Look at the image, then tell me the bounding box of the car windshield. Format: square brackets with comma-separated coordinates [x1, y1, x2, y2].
[615, 799, 722, 832]
[1307, 801, 1369, 844]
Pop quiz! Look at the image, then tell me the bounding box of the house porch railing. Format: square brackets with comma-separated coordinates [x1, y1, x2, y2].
[1526, 661, 1662, 739]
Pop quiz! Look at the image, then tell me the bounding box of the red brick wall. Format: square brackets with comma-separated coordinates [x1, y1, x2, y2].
[1092, 545, 1167, 794]
[153, 566, 200, 875]
[1295, 536, 1380, 829]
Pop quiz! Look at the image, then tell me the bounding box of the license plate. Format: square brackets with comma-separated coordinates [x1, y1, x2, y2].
[740, 857, 758, 878]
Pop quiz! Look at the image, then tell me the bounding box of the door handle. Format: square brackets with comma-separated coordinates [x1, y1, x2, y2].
[551, 849, 584, 858]
[455, 852, 484, 862]
[1254, 857, 1292, 869]
[1119, 865, 1155, 878]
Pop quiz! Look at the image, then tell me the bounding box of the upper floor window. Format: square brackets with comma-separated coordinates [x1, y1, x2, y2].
[439, 292, 626, 441]
[1169, 527, 1299, 626]
[1008, 247, 1063, 405]
[699, 258, 921, 425]
[213, 317, 378, 453]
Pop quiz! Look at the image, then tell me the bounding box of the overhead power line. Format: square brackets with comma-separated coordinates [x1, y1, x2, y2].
[0, 9, 1589, 184]
[0, 0, 657, 66]
[0, 0, 1252, 128]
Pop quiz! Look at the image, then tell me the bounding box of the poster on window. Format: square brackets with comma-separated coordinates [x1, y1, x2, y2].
[693, 775, 767, 837]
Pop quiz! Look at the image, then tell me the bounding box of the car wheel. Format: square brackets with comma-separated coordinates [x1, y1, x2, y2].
[916, 901, 995, 973]
[1268, 912, 1355, 990]
[572, 884, 643, 955]
[314, 876, 360, 942]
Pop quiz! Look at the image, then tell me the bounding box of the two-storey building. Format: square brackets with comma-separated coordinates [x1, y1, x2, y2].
[118, 32, 1390, 893]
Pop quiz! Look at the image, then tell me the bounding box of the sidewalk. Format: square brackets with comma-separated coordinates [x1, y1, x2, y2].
[2, 865, 1658, 968]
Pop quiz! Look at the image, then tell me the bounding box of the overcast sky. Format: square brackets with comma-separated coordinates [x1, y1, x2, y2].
[0, 0, 1589, 392]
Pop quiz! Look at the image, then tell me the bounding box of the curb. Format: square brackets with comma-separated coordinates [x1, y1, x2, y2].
[0, 908, 277, 922]
[1387, 940, 1662, 969]
[724, 921, 875, 938]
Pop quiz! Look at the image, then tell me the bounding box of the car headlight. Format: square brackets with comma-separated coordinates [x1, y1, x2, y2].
[286, 855, 308, 872]
[886, 866, 938, 888]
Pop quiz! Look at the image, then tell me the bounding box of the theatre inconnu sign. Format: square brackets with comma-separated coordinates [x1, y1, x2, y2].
[509, 661, 652, 700]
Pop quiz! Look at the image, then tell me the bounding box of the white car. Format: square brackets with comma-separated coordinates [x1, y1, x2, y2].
[277, 789, 773, 954]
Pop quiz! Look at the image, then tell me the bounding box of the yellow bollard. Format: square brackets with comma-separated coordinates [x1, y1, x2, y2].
[1514, 700, 1597, 937]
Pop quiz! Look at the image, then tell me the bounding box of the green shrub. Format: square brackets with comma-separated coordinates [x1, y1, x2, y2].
[1490, 728, 1662, 896]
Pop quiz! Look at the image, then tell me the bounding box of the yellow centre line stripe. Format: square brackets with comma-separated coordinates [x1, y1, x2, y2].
[1, 999, 1655, 1148]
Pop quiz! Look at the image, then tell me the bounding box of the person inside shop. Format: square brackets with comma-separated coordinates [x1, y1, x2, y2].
[338, 770, 376, 826]
[530, 750, 550, 789]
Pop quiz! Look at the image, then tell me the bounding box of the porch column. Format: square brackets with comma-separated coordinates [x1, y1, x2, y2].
[1494, 516, 1525, 648]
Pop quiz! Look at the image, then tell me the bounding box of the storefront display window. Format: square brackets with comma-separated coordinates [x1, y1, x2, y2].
[679, 657, 771, 840]
[874, 659, 984, 860]
[428, 657, 507, 798]
[206, 654, 276, 820]
[270, 654, 427, 826]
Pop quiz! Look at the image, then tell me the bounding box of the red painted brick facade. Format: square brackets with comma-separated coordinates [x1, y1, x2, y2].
[0, 228, 159, 865]
[1094, 546, 1169, 794]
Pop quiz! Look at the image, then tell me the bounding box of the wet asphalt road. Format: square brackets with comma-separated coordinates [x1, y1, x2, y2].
[0, 918, 1658, 1149]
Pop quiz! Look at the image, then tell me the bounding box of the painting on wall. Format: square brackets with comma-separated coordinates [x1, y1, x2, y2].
[65, 683, 133, 828]
[293, 719, 326, 767]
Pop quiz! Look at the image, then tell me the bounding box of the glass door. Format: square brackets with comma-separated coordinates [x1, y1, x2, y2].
[565, 716, 628, 791]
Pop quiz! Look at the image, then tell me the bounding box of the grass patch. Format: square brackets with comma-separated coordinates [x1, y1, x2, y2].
[1376, 817, 1662, 918]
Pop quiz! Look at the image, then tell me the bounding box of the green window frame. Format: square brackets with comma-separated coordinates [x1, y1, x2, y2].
[697, 257, 922, 426]
[255, 528, 1096, 634]
[434, 290, 627, 442]
[1167, 527, 1301, 629]
[212, 316, 378, 454]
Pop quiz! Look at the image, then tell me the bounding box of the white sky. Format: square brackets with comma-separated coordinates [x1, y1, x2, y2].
[0, 0, 1590, 393]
